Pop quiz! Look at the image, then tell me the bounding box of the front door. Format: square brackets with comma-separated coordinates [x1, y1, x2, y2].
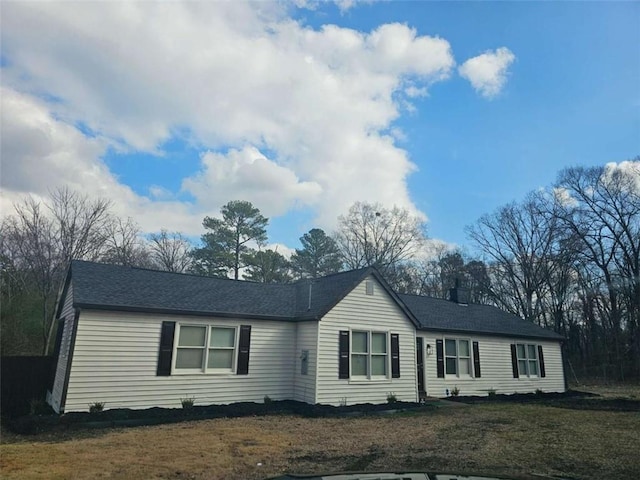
[416, 337, 426, 400]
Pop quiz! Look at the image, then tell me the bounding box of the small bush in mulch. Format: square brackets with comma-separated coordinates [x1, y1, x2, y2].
[445, 389, 640, 412]
[5, 400, 432, 435]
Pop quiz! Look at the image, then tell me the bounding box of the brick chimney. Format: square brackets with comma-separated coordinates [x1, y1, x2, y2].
[449, 278, 470, 305]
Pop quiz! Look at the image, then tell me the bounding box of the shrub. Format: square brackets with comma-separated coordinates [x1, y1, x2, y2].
[180, 396, 195, 409]
[535, 388, 544, 395]
[450, 386, 460, 397]
[487, 388, 497, 397]
[386, 392, 397, 404]
[263, 395, 272, 404]
[29, 398, 50, 416]
[89, 402, 105, 413]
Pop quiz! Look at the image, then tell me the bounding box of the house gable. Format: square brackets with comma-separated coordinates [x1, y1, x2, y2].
[315, 274, 417, 405]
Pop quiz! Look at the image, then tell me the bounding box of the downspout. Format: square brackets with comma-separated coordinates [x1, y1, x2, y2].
[561, 339, 569, 392]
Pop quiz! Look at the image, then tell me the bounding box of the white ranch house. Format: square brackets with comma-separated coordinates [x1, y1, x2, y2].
[48, 261, 566, 413]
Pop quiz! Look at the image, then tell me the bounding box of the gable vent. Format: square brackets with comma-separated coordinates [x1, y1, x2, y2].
[365, 280, 374, 295]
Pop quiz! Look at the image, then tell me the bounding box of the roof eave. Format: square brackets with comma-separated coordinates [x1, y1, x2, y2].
[75, 303, 299, 322]
[416, 325, 565, 342]
[54, 262, 74, 319]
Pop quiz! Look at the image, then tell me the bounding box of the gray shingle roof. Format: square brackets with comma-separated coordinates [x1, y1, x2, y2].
[70, 260, 371, 321]
[72, 260, 294, 318]
[67, 260, 563, 340]
[398, 294, 563, 340]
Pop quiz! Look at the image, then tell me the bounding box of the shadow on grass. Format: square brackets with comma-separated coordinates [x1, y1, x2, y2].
[445, 389, 640, 412]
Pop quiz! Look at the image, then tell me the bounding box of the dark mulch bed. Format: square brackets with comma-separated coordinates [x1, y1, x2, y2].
[446, 389, 640, 412]
[8, 390, 637, 436]
[4, 400, 432, 435]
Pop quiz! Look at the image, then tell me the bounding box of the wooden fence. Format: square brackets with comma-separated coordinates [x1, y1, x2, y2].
[1, 356, 54, 417]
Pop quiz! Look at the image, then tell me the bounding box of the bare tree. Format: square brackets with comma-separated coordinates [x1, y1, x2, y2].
[2, 198, 62, 354]
[334, 202, 426, 275]
[101, 217, 152, 267]
[554, 160, 640, 378]
[466, 193, 559, 324]
[47, 187, 112, 262]
[1, 219, 38, 354]
[3, 189, 116, 354]
[148, 230, 193, 273]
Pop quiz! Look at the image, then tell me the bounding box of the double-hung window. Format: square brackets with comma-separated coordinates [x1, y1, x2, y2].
[351, 331, 388, 379]
[444, 338, 471, 377]
[175, 325, 237, 373]
[516, 343, 539, 377]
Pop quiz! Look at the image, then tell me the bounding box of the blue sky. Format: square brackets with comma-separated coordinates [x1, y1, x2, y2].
[1, 1, 638, 255]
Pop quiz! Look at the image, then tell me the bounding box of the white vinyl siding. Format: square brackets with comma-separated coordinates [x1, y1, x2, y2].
[316, 275, 417, 406]
[293, 321, 318, 403]
[63, 310, 296, 412]
[420, 333, 565, 397]
[48, 282, 75, 413]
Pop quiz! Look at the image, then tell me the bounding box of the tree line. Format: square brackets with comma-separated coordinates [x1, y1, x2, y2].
[2, 159, 638, 381]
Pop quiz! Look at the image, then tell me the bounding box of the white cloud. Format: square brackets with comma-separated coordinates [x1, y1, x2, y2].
[182, 147, 323, 217]
[552, 187, 578, 207]
[1, 2, 457, 238]
[603, 160, 640, 193]
[416, 238, 459, 261]
[0, 87, 202, 235]
[264, 243, 296, 259]
[0, 87, 109, 196]
[458, 47, 515, 98]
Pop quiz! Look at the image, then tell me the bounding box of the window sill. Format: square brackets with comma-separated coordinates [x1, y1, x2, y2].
[348, 377, 392, 384]
[171, 370, 235, 376]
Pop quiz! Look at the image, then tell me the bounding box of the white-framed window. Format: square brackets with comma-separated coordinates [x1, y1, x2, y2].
[351, 330, 388, 379]
[516, 343, 539, 377]
[444, 338, 472, 377]
[174, 324, 237, 373]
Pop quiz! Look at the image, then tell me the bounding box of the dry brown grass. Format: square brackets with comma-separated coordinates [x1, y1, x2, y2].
[2, 393, 639, 480]
[572, 382, 640, 399]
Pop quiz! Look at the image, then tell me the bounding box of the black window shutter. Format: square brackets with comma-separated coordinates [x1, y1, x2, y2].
[472, 341, 481, 378]
[157, 321, 176, 376]
[510, 344, 519, 378]
[436, 339, 444, 378]
[339, 330, 350, 379]
[237, 325, 252, 375]
[538, 345, 546, 378]
[391, 334, 400, 378]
